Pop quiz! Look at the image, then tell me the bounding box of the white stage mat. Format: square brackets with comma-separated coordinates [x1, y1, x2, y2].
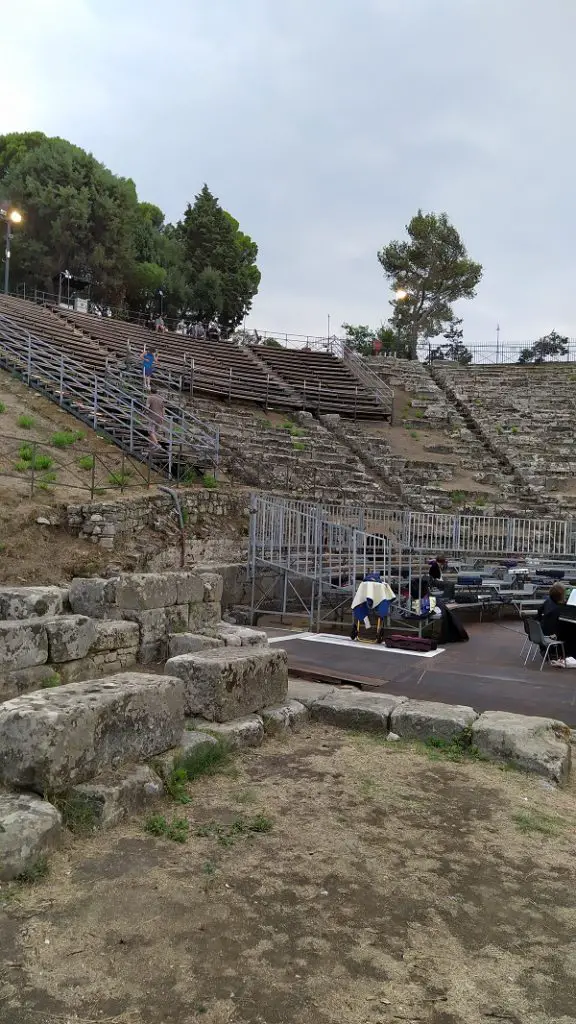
[269, 632, 445, 658]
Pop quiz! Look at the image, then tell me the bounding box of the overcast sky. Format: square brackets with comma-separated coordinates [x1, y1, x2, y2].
[3, 0, 575, 343]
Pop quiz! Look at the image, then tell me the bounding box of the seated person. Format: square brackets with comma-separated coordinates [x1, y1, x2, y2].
[429, 555, 447, 589]
[537, 583, 576, 661]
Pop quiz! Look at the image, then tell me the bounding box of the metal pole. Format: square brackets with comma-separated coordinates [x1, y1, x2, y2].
[4, 221, 11, 294]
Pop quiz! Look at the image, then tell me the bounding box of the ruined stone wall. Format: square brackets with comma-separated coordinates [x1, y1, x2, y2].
[67, 489, 250, 553]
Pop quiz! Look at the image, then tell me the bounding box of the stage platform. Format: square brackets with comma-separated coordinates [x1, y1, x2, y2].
[266, 622, 576, 726]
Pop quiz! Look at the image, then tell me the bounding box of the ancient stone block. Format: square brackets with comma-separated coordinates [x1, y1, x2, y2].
[0, 672, 186, 792]
[1, 664, 61, 702]
[0, 586, 68, 621]
[165, 604, 190, 635]
[165, 646, 288, 721]
[64, 766, 164, 829]
[0, 620, 49, 670]
[68, 577, 118, 619]
[123, 608, 167, 643]
[90, 619, 140, 654]
[0, 793, 63, 882]
[137, 641, 164, 665]
[44, 615, 97, 663]
[472, 711, 571, 785]
[195, 715, 264, 750]
[287, 678, 337, 707]
[168, 633, 224, 658]
[311, 689, 407, 732]
[115, 573, 178, 611]
[188, 601, 221, 632]
[261, 700, 309, 736]
[199, 572, 224, 604]
[172, 571, 205, 606]
[390, 700, 478, 743]
[216, 623, 268, 647]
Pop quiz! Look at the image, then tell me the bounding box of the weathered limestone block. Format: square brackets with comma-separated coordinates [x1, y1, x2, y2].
[168, 633, 224, 658]
[261, 700, 309, 736]
[0, 793, 63, 881]
[472, 711, 571, 785]
[199, 572, 224, 605]
[0, 672, 186, 792]
[115, 573, 178, 611]
[68, 577, 118, 619]
[0, 620, 49, 670]
[57, 650, 137, 685]
[165, 604, 190, 634]
[44, 615, 97, 663]
[1, 664, 60, 702]
[165, 646, 288, 721]
[216, 623, 268, 647]
[195, 715, 264, 749]
[390, 700, 478, 742]
[123, 608, 167, 643]
[172, 571, 205, 606]
[64, 766, 164, 829]
[311, 689, 407, 732]
[0, 586, 68, 621]
[288, 678, 337, 707]
[90, 619, 140, 653]
[152, 729, 220, 780]
[188, 601, 221, 632]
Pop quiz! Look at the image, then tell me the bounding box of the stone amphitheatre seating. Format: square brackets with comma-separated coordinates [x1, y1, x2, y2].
[433, 362, 576, 507]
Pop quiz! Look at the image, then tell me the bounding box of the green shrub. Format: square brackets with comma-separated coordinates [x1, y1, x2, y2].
[17, 413, 34, 429]
[108, 469, 133, 487]
[41, 673, 61, 688]
[202, 473, 218, 489]
[144, 814, 189, 843]
[175, 740, 230, 781]
[51, 430, 82, 448]
[0, 401, 5, 413]
[78, 455, 95, 471]
[18, 443, 33, 461]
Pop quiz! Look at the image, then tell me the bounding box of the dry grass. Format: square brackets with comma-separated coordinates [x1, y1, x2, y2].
[2, 726, 576, 1024]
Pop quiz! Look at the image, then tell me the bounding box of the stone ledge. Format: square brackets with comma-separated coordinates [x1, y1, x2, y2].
[472, 711, 571, 785]
[195, 715, 265, 750]
[63, 766, 164, 830]
[0, 672, 186, 793]
[0, 792, 63, 882]
[311, 689, 407, 732]
[390, 700, 478, 742]
[165, 646, 288, 721]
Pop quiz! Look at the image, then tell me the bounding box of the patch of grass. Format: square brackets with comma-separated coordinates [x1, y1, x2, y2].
[78, 454, 95, 471]
[180, 468, 197, 484]
[41, 672, 61, 688]
[144, 814, 189, 843]
[424, 731, 480, 764]
[236, 788, 258, 805]
[17, 413, 34, 430]
[14, 459, 31, 473]
[293, 440, 306, 451]
[196, 813, 273, 847]
[51, 430, 83, 448]
[165, 766, 192, 805]
[108, 469, 133, 487]
[202, 861, 217, 876]
[510, 426, 519, 435]
[450, 490, 466, 504]
[175, 740, 230, 781]
[54, 794, 99, 834]
[18, 443, 34, 461]
[202, 472, 218, 489]
[0, 401, 5, 413]
[33, 454, 54, 471]
[512, 809, 567, 836]
[413, 409, 424, 419]
[410, 430, 419, 439]
[16, 855, 49, 885]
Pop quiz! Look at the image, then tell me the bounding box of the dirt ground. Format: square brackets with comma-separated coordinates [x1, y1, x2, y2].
[1, 727, 575, 1024]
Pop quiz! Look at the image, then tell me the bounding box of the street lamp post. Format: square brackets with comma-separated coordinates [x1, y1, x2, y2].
[1, 206, 23, 295]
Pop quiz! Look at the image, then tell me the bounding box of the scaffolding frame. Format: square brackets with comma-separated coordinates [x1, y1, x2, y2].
[247, 496, 576, 629]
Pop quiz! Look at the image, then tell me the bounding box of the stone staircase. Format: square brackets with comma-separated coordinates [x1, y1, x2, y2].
[186, 398, 399, 506]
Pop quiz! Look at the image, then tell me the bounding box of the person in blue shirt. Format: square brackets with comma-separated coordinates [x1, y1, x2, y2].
[141, 348, 158, 391]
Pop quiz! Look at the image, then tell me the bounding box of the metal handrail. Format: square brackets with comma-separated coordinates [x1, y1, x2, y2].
[0, 312, 219, 475]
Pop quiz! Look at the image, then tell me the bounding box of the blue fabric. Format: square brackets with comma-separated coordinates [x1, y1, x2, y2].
[143, 352, 154, 372]
[363, 572, 382, 583]
[353, 597, 391, 621]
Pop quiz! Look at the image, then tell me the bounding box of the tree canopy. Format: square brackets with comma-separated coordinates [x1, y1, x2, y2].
[517, 331, 569, 365]
[342, 323, 411, 359]
[0, 133, 261, 332]
[378, 210, 482, 358]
